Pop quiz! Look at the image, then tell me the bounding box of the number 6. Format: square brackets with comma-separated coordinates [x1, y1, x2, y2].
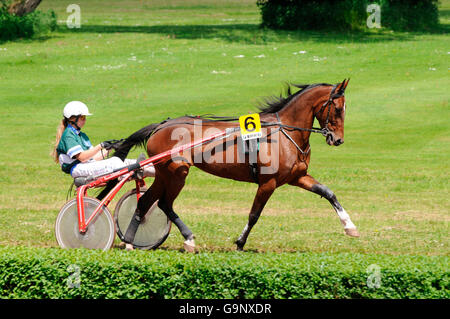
[245, 116, 256, 132]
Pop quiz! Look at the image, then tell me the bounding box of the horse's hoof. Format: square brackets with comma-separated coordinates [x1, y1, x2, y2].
[118, 241, 135, 250]
[183, 238, 196, 253]
[235, 238, 245, 251]
[345, 228, 360, 237]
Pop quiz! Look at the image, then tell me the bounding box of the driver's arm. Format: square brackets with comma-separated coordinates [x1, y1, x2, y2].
[91, 148, 111, 161]
[75, 144, 103, 162]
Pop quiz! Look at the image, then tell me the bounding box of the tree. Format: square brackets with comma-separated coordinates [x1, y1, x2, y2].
[8, 0, 42, 16]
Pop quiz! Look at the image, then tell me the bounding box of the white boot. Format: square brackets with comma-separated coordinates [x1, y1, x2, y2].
[118, 242, 135, 251]
[183, 238, 196, 253]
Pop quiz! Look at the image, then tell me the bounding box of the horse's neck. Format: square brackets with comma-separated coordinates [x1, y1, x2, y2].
[278, 93, 315, 132]
[276, 88, 328, 149]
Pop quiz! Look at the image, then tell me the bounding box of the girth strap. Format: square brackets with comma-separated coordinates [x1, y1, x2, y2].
[249, 162, 259, 184]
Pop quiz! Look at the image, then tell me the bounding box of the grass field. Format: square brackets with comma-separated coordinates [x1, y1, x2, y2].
[0, 0, 448, 259]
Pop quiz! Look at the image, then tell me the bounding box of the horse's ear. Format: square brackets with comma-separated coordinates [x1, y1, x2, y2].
[336, 79, 346, 92]
[342, 78, 350, 91]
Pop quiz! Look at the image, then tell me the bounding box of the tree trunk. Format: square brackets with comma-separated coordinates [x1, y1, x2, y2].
[8, 0, 42, 16]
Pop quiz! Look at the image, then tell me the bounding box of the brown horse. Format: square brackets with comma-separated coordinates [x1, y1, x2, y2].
[114, 79, 360, 251]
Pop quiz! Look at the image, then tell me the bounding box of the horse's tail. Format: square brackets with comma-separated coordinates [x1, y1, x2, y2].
[113, 122, 162, 160]
[96, 121, 163, 201]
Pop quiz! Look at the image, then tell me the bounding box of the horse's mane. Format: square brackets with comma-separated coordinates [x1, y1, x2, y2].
[258, 83, 333, 114]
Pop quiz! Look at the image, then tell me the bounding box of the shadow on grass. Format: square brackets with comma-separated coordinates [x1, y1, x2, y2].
[0, 34, 63, 44]
[3, 22, 447, 45]
[55, 23, 442, 44]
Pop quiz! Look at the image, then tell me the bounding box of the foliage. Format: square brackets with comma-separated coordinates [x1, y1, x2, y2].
[0, 246, 448, 299]
[380, 0, 440, 31]
[0, 0, 56, 41]
[256, 0, 369, 31]
[256, 0, 440, 31]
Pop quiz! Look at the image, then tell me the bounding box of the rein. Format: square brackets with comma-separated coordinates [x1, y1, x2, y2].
[149, 84, 344, 161]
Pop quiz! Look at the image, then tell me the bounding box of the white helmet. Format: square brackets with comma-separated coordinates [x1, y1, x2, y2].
[63, 101, 92, 119]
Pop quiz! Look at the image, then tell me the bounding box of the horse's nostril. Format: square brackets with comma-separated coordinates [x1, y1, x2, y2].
[335, 139, 344, 146]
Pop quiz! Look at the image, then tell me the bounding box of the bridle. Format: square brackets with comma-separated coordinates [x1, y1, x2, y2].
[313, 83, 346, 138]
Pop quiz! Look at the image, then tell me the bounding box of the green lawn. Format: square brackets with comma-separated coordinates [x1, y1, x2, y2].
[0, 0, 448, 256]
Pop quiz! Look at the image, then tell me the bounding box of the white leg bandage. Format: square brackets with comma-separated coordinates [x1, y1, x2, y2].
[334, 206, 356, 230]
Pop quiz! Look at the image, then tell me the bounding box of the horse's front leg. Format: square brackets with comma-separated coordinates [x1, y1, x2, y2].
[236, 178, 277, 251]
[290, 174, 360, 237]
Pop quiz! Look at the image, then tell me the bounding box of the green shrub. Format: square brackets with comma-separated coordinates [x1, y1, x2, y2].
[0, 2, 57, 41]
[0, 246, 448, 299]
[379, 0, 440, 31]
[257, 0, 369, 31]
[256, 0, 440, 32]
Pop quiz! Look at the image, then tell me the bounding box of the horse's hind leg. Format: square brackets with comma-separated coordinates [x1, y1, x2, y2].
[236, 178, 276, 251]
[158, 161, 196, 252]
[290, 174, 360, 237]
[122, 176, 165, 246]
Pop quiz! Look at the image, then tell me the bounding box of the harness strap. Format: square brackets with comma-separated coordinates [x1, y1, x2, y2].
[187, 114, 239, 122]
[249, 162, 259, 184]
[275, 112, 310, 160]
[261, 121, 324, 134]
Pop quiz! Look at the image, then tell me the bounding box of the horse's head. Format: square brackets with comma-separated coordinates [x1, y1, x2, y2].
[314, 79, 350, 146]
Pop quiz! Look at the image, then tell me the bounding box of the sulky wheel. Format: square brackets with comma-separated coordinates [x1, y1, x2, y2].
[115, 188, 171, 250]
[55, 197, 115, 251]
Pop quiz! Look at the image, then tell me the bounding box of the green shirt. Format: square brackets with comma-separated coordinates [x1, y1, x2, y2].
[56, 125, 93, 174]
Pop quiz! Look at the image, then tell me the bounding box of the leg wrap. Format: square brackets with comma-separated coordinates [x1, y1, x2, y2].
[123, 209, 142, 244]
[158, 200, 193, 240]
[311, 183, 336, 202]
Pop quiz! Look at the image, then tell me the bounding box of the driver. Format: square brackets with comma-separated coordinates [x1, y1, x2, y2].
[51, 101, 154, 178]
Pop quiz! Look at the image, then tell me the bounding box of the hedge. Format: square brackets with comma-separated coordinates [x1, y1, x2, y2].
[380, 0, 440, 31]
[257, 0, 440, 32]
[0, 246, 448, 299]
